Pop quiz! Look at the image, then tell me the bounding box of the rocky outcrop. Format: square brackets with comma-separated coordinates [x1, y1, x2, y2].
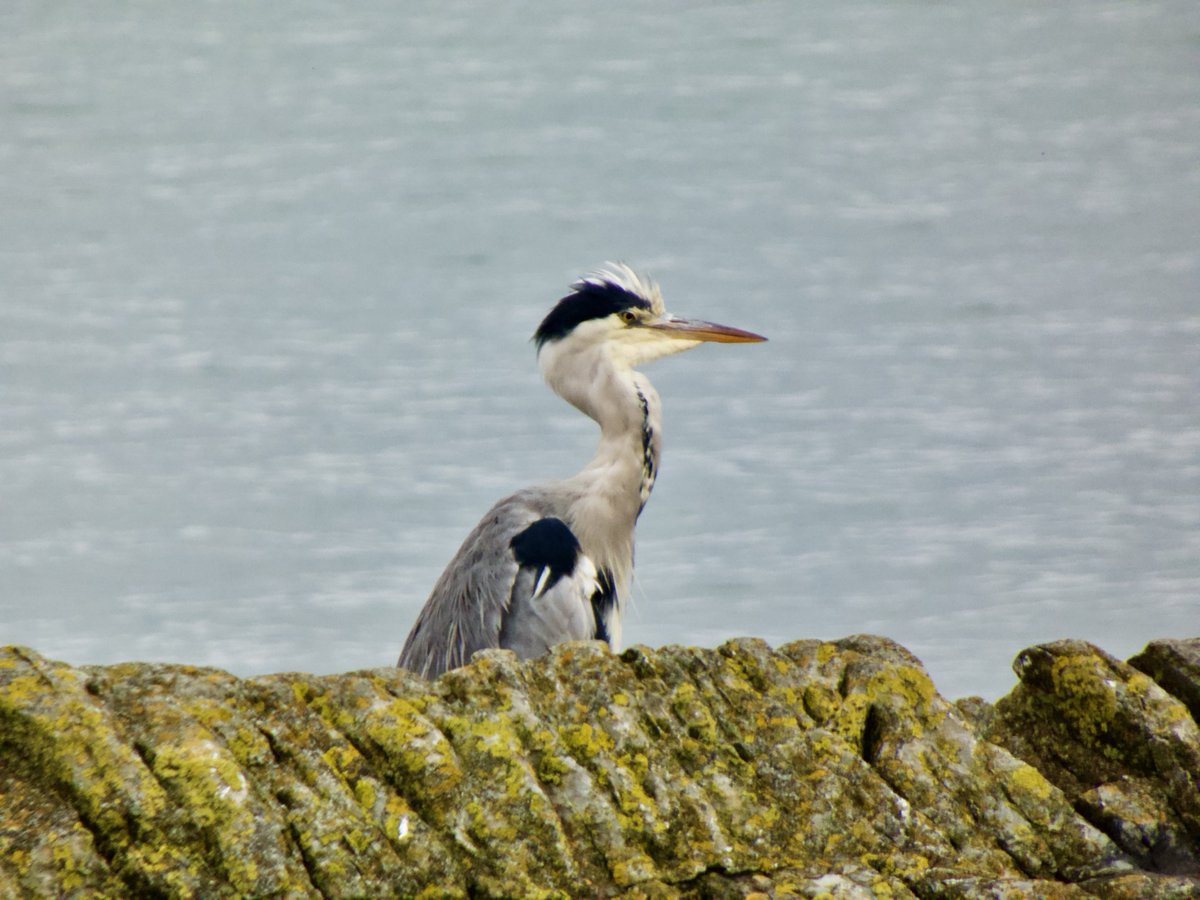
[983, 640, 1200, 885]
[1, 636, 1198, 897]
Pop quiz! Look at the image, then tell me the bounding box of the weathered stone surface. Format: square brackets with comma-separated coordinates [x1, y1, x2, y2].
[1130, 639, 1200, 727]
[1, 636, 1197, 897]
[986, 639, 1200, 883]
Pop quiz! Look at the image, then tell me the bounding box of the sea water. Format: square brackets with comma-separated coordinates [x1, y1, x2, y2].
[2, 0, 1197, 698]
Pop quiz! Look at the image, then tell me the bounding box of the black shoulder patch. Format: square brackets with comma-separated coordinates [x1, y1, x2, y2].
[534, 278, 652, 348]
[510, 518, 580, 593]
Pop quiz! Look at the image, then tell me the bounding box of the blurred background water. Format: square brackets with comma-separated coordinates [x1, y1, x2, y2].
[2, 0, 1197, 698]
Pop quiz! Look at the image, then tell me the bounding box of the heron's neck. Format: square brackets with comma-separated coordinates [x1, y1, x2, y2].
[576, 369, 661, 516]
[541, 345, 663, 575]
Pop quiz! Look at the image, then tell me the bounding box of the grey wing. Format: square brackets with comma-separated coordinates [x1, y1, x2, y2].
[498, 517, 599, 660]
[397, 500, 601, 679]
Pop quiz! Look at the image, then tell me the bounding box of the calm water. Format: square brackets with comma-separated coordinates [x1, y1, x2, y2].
[2, 1, 1198, 698]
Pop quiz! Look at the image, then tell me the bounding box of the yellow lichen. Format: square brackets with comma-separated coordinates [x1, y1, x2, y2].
[7, 848, 30, 875]
[353, 777, 378, 812]
[1006, 761, 1055, 802]
[559, 722, 614, 759]
[610, 852, 658, 886]
[1048, 656, 1119, 745]
[363, 698, 463, 802]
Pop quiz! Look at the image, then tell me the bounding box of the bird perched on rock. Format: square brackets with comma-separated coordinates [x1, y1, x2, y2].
[398, 264, 765, 678]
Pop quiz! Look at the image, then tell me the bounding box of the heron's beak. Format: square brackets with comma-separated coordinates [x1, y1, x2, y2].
[644, 316, 767, 344]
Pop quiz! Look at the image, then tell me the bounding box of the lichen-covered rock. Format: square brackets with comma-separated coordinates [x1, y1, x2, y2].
[1, 636, 1197, 896]
[1130, 639, 1200, 727]
[987, 639, 1200, 881]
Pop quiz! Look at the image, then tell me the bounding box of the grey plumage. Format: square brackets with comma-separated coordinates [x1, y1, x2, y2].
[397, 264, 765, 679]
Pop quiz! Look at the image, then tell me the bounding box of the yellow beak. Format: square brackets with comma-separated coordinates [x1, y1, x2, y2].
[644, 316, 767, 343]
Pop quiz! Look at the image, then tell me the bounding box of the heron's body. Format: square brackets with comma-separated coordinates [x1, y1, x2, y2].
[397, 265, 763, 679]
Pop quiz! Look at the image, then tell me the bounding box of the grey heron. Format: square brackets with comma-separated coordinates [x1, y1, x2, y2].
[397, 264, 765, 678]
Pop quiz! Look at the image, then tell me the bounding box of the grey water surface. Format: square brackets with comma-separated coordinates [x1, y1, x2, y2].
[2, 0, 1198, 698]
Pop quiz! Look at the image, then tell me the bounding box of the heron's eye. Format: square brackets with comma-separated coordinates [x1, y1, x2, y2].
[619, 310, 638, 324]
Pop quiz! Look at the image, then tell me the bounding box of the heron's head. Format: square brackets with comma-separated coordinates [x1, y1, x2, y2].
[534, 263, 765, 370]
